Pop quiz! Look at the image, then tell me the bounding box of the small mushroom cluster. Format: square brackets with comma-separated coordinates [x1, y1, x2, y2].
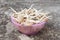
[11, 7, 51, 26]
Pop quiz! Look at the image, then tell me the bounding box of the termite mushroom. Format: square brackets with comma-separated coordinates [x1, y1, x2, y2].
[11, 5, 51, 26]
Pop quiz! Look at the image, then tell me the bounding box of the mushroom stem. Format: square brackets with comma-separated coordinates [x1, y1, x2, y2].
[10, 7, 17, 13]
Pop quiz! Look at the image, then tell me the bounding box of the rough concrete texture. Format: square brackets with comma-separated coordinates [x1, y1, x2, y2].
[0, 0, 60, 40]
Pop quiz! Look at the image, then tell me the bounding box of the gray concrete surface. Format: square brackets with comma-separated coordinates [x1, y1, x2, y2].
[0, 0, 60, 40]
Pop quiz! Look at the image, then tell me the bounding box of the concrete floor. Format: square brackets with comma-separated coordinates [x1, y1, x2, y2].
[0, 0, 60, 40]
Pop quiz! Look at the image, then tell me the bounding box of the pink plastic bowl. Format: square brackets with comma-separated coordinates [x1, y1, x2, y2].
[11, 16, 46, 35]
